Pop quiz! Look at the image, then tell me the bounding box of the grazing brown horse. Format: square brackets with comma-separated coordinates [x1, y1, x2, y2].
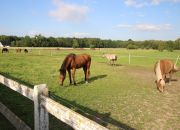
[154, 59, 179, 92]
[16, 48, 22, 53]
[59, 53, 91, 86]
[2, 48, 9, 53]
[24, 49, 28, 53]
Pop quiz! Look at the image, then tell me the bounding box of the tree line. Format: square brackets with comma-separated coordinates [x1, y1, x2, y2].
[0, 35, 180, 51]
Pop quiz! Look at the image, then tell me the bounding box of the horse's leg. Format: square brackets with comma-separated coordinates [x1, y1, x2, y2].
[72, 68, 76, 85]
[83, 67, 87, 82]
[67, 69, 72, 85]
[86, 62, 91, 83]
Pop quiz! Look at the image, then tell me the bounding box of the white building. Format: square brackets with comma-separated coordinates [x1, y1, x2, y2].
[0, 42, 3, 47]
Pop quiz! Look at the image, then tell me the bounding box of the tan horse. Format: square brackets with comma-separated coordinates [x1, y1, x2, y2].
[59, 53, 91, 86]
[154, 59, 179, 92]
[16, 48, 22, 53]
[103, 54, 117, 65]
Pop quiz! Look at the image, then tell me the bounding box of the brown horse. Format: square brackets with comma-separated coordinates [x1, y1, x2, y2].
[154, 59, 179, 92]
[59, 53, 91, 86]
[2, 48, 9, 53]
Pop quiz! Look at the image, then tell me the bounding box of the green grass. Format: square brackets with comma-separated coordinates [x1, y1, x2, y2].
[0, 48, 180, 130]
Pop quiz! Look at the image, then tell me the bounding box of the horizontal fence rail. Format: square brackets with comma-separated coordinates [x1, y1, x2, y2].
[0, 102, 32, 130]
[0, 75, 33, 100]
[41, 95, 108, 130]
[0, 74, 109, 130]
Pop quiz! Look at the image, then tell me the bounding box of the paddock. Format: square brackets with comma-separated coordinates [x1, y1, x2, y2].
[0, 48, 180, 130]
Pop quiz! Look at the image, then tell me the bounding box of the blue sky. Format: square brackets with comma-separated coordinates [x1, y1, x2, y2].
[0, 0, 180, 40]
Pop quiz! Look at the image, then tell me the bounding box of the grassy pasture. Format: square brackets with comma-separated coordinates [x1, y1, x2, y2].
[0, 48, 180, 130]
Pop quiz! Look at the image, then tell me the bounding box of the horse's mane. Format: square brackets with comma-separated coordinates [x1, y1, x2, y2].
[59, 53, 76, 72]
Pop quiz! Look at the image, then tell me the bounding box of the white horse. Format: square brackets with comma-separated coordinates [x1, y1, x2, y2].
[103, 54, 117, 65]
[154, 59, 179, 92]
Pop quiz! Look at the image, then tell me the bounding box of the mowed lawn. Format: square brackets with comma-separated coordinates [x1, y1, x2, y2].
[0, 48, 180, 130]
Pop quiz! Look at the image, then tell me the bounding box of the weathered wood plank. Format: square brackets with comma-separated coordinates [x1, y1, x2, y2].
[0, 75, 33, 100]
[0, 102, 32, 130]
[41, 96, 108, 130]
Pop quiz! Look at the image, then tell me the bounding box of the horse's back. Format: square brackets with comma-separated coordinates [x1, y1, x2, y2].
[2, 48, 8, 53]
[75, 54, 91, 68]
[61, 53, 91, 70]
[160, 59, 174, 74]
[104, 54, 117, 60]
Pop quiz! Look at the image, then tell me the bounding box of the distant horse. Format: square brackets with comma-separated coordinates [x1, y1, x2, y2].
[16, 48, 22, 53]
[24, 49, 28, 53]
[2, 48, 9, 53]
[103, 54, 117, 65]
[154, 59, 179, 92]
[59, 53, 91, 86]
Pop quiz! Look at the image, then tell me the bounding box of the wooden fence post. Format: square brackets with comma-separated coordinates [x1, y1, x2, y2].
[33, 84, 49, 130]
[175, 55, 179, 66]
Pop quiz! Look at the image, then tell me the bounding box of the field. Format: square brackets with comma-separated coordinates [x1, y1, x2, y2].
[0, 48, 180, 130]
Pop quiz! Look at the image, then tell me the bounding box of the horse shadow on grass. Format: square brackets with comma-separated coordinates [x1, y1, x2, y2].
[49, 92, 136, 130]
[98, 62, 123, 67]
[165, 78, 178, 83]
[77, 74, 107, 85]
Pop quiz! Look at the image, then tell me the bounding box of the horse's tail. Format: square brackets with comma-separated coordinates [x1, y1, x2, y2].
[115, 55, 117, 61]
[173, 64, 179, 72]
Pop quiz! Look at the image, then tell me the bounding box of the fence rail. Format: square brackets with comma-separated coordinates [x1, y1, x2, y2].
[0, 74, 108, 130]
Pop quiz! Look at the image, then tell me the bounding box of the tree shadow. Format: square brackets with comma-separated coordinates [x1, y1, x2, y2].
[49, 92, 136, 130]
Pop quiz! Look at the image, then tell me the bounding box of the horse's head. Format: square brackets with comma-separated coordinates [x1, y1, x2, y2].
[155, 79, 165, 92]
[59, 69, 66, 86]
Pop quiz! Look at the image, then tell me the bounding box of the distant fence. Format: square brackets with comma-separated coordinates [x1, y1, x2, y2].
[0, 74, 108, 130]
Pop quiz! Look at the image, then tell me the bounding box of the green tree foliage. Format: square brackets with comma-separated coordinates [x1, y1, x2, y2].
[166, 41, 174, 52]
[0, 35, 179, 50]
[72, 39, 79, 48]
[158, 42, 165, 52]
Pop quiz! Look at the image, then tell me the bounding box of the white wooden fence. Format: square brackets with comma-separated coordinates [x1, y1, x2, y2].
[0, 74, 108, 130]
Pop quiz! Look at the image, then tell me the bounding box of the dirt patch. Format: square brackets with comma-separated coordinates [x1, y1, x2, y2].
[126, 66, 180, 130]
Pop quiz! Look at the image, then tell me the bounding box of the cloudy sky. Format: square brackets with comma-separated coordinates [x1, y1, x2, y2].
[0, 0, 180, 40]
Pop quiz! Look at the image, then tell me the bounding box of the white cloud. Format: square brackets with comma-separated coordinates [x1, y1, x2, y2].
[124, 0, 180, 7]
[115, 23, 172, 32]
[115, 24, 133, 28]
[49, 0, 89, 22]
[124, 0, 148, 8]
